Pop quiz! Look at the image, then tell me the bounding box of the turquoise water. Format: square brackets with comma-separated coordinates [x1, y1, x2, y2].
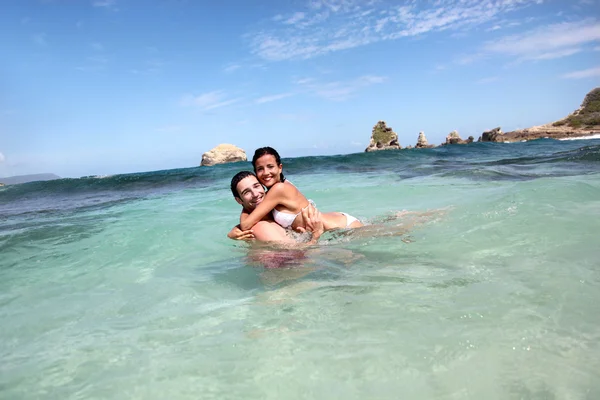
[1, 140, 600, 399]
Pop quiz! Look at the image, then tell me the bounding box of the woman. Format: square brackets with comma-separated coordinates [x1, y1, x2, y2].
[229, 147, 362, 240]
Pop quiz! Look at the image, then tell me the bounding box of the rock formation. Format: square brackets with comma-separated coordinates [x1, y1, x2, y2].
[415, 131, 435, 148]
[201, 144, 247, 166]
[478, 127, 503, 142]
[481, 87, 600, 142]
[365, 121, 401, 152]
[443, 130, 473, 145]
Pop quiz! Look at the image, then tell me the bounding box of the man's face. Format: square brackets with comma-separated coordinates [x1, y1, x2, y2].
[235, 175, 265, 211]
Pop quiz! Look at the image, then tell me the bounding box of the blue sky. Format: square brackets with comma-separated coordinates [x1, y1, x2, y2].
[1, 0, 599, 178]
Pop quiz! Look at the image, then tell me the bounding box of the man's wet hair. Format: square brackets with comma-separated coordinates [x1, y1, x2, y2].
[230, 171, 256, 199]
[252, 147, 286, 182]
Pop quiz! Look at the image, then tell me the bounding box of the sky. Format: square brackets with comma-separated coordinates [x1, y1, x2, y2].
[1, 0, 599, 178]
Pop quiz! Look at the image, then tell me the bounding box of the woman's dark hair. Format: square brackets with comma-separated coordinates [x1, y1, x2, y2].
[252, 147, 285, 182]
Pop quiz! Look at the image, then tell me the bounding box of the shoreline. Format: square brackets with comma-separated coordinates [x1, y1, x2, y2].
[559, 133, 600, 141]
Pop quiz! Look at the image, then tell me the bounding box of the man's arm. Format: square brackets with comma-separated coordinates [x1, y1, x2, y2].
[252, 211, 324, 246]
[251, 221, 296, 243]
[227, 225, 255, 240]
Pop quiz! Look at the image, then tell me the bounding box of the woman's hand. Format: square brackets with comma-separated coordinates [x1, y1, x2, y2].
[227, 225, 255, 241]
[302, 204, 324, 244]
[301, 203, 322, 233]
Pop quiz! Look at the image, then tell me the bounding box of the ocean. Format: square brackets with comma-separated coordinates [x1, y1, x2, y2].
[1, 139, 599, 399]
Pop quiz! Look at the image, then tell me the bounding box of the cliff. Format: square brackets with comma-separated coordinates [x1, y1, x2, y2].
[480, 88, 600, 142]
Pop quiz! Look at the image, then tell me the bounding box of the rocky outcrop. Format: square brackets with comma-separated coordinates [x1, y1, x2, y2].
[483, 88, 600, 142]
[365, 121, 401, 152]
[488, 125, 599, 142]
[415, 131, 435, 148]
[478, 127, 502, 142]
[442, 131, 473, 145]
[201, 144, 247, 166]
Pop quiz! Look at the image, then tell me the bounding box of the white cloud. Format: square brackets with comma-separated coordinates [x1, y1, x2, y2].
[130, 59, 163, 75]
[284, 12, 306, 25]
[0, 152, 5, 163]
[255, 93, 295, 104]
[484, 20, 600, 62]
[529, 47, 583, 60]
[455, 52, 486, 65]
[32, 33, 47, 46]
[92, 0, 116, 7]
[476, 76, 499, 84]
[250, 0, 545, 61]
[223, 64, 241, 73]
[562, 66, 600, 79]
[294, 77, 314, 85]
[76, 54, 109, 72]
[296, 74, 387, 101]
[359, 75, 386, 84]
[594, 46, 600, 51]
[277, 113, 304, 121]
[180, 91, 242, 110]
[91, 42, 104, 51]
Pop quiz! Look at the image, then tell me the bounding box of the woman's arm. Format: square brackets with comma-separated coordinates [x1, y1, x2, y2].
[239, 183, 287, 230]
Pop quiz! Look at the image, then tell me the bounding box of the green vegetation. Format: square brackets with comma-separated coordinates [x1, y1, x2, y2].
[568, 116, 583, 128]
[371, 121, 397, 144]
[579, 99, 600, 115]
[553, 88, 600, 128]
[581, 87, 600, 110]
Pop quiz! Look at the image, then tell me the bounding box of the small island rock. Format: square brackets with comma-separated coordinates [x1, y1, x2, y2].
[443, 130, 471, 145]
[415, 131, 435, 148]
[365, 121, 401, 152]
[201, 144, 247, 166]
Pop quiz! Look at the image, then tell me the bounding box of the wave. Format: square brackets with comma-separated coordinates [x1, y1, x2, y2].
[1, 141, 599, 217]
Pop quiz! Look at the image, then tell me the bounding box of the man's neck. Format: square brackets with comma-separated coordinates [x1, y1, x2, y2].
[244, 207, 273, 222]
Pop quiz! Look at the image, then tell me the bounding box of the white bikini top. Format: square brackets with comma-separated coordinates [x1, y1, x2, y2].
[272, 208, 299, 228]
[272, 199, 316, 228]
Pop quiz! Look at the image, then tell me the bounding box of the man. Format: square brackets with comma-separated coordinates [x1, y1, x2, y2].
[228, 171, 323, 245]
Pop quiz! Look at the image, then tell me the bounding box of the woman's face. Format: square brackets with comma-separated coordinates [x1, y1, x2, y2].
[254, 154, 282, 188]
